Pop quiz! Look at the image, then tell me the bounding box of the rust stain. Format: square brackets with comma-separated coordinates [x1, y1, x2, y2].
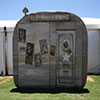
[62, 63, 70, 67]
[63, 70, 69, 72]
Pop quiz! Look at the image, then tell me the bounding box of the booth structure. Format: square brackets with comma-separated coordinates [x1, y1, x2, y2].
[0, 15, 100, 77]
[13, 12, 88, 88]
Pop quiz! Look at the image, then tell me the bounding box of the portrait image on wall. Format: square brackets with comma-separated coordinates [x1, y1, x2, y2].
[25, 42, 34, 65]
[62, 38, 70, 52]
[34, 53, 42, 67]
[50, 45, 56, 56]
[39, 39, 48, 55]
[19, 28, 26, 43]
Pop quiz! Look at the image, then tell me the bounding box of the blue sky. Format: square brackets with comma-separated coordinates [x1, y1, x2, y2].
[0, 0, 100, 20]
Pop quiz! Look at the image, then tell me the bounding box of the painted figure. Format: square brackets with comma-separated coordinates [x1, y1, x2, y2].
[25, 42, 34, 64]
[19, 28, 26, 43]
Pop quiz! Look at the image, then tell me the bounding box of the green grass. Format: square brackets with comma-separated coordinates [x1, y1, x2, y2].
[0, 75, 100, 100]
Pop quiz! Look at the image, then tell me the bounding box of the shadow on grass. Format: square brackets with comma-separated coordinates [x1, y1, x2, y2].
[10, 88, 90, 94]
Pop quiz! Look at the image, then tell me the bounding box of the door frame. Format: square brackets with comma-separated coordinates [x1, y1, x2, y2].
[56, 30, 76, 86]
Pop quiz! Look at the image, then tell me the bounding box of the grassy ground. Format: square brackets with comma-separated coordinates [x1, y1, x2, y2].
[0, 75, 100, 100]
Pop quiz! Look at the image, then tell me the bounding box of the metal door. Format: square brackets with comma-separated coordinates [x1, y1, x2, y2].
[57, 31, 75, 85]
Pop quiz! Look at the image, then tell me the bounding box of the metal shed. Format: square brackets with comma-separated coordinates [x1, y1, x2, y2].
[13, 11, 88, 88]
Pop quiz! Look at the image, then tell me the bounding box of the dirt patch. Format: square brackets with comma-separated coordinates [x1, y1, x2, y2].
[87, 76, 94, 82]
[0, 76, 13, 84]
[6, 76, 13, 79]
[0, 76, 94, 84]
[0, 77, 4, 80]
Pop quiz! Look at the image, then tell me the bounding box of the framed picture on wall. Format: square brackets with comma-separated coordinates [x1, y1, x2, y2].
[25, 42, 34, 64]
[19, 28, 26, 43]
[34, 53, 42, 67]
[39, 39, 48, 55]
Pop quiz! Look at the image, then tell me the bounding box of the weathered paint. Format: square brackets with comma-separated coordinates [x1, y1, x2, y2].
[13, 12, 88, 88]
